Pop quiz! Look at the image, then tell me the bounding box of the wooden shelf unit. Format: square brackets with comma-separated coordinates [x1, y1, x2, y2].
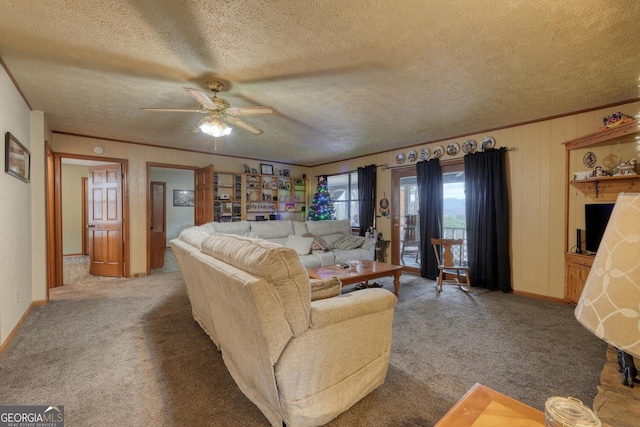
[213, 172, 242, 222]
[194, 165, 307, 224]
[569, 174, 639, 201]
[563, 119, 640, 303]
[244, 173, 307, 220]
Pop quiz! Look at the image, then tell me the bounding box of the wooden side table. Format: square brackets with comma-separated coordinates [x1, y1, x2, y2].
[435, 383, 545, 427]
[375, 239, 390, 262]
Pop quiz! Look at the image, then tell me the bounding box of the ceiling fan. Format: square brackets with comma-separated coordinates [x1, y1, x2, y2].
[140, 81, 276, 137]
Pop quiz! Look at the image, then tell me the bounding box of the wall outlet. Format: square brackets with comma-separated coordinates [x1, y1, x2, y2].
[15, 291, 18, 304]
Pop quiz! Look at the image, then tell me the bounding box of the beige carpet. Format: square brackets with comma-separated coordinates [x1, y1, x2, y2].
[63, 249, 178, 285]
[0, 271, 608, 426]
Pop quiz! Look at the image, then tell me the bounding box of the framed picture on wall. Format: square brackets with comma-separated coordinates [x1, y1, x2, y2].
[173, 190, 194, 207]
[260, 163, 274, 175]
[5, 132, 31, 183]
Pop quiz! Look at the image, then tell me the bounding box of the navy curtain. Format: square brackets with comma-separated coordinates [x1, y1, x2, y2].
[464, 148, 512, 292]
[416, 159, 443, 279]
[357, 165, 377, 236]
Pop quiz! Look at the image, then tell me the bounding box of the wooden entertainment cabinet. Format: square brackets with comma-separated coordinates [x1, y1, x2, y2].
[563, 119, 640, 303]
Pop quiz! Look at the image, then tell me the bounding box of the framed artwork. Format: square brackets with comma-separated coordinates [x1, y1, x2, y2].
[173, 190, 194, 207]
[260, 163, 274, 175]
[5, 132, 31, 183]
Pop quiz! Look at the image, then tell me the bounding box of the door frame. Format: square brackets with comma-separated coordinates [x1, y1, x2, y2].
[81, 177, 89, 255]
[146, 162, 198, 275]
[149, 180, 166, 270]
[45, 142, 55, 294]
[391, 166, 420, 275]
[50, 152, 130, 286]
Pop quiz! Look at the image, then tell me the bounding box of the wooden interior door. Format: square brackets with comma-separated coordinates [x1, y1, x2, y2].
[194, 165, 214, 225]
[88, 164, 123, 277]
[82, 177, 89, 255]
[149, 181, 166, 269]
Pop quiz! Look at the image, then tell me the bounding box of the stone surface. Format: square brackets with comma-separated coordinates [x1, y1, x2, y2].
[593, 346, 640, 427]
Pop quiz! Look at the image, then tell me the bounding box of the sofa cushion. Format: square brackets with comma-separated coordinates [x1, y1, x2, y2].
[302, 233, 331, 251]
[178, 227, 211, 249]
[305, 219, 352, 237]
[331, 234, 366, 250]
[321, 233, 348, 247]
[251, 220, 295, 239]
[210, 221, 251, 235]
[292, 221, 309, 236]
[199, 223, 217, 234]
[310, 277, 342, 301]
[285, 235, 314, 255]
[200, 234, 311, 336]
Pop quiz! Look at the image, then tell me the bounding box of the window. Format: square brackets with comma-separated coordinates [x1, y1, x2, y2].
[442, 162, 467, 264]
[327, 172, 359, 227]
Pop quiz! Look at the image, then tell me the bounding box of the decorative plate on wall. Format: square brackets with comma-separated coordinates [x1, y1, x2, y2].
[407, 150, 417, 162]
[462, 139, 477, 154]
[583, 151, 597, 168]
[395, 152, 405, 164]
[419, 147, 430, 161]
[446, 142, 460, 156]
[432, 146, 444, 158]
[481, 136, 495, 150]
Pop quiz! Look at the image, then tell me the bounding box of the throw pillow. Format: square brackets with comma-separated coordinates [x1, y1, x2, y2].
[331, 234, 366, 250]
[302, 233, 331, 251]
[284, 234, 314, 255]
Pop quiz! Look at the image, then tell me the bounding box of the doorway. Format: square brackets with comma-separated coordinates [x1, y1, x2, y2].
[390, 160, 467, 275]
[391, 168, 420, 274]
[146, 163, 197, 275]
[50, 153, 129, 287]
[149, 181, 166, 270]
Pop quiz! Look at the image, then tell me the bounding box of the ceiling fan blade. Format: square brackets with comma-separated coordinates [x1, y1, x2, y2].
[139, 107, 206, 113]
[225, 106, 277, 115]
[183, 87, 216, 109]
[224, 116, 264, 136]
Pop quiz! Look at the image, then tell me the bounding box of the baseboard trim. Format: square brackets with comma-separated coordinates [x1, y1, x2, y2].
[0, 299, 45, 356]
[513, 289, 567, 304]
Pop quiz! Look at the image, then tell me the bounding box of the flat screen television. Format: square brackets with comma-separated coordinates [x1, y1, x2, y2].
[585, 203, 615, 253]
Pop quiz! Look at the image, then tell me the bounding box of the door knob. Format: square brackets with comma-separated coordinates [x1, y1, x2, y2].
[87, 224, 95, 228]
[394, 224, 399, 227]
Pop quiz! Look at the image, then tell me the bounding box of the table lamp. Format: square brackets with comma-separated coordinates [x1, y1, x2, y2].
[575, 192, 640, 387]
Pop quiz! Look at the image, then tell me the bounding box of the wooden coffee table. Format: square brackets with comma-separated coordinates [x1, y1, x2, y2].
[435, 383, 545, 426]
[307, 260, 403, 296]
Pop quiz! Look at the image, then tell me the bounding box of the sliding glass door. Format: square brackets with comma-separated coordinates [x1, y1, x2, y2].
[391, 160, 467, 273]
[442, 160, 468, 266]
[391, 168, 421, 273]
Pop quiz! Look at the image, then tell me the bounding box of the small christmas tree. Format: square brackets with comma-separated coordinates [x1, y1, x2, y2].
[307, 176, 336, 221]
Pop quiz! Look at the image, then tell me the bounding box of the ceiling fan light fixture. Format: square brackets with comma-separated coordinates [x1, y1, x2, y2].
[199, 118, 232, 137]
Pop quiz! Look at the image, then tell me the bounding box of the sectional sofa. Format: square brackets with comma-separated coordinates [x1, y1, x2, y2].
[177, 219, 376, 267]
[170, 232, 397, 426]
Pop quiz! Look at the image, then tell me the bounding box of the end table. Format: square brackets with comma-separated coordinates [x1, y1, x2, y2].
[375, 239, 390, 262]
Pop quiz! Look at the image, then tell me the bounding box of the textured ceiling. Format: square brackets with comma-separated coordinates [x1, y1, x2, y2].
[1, 1, 639, 166]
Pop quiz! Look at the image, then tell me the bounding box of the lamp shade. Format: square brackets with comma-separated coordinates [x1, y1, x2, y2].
[575, 193, 640, 359]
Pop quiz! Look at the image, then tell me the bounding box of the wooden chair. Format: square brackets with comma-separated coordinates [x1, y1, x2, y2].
[400, 214, 420, 264]
[431, 238, 471, 293]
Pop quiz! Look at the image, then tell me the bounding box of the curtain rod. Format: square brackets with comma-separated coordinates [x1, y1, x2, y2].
[380, 147, 518, 170]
